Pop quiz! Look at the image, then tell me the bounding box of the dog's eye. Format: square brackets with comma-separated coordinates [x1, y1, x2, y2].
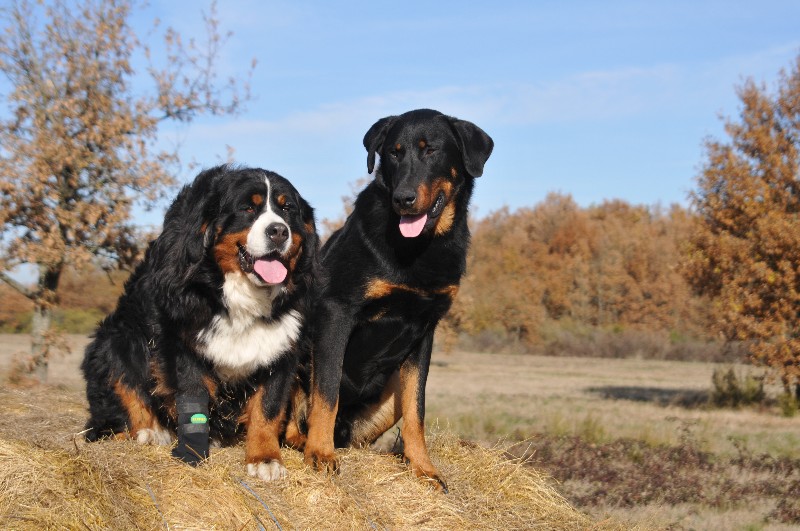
[243, 206, 255, 214]
[281, 202, 294, 212]
[425, 148, 437, 156]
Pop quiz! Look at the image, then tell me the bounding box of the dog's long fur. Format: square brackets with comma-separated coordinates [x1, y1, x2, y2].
[82, 164, 318, 481]
[288, 109, 493, 491]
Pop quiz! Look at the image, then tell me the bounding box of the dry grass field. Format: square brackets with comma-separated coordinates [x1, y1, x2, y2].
[1, 334, 799, 529]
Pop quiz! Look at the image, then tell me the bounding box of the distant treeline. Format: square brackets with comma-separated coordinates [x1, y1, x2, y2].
[0, 194, 737, 361]
[442, 194, 739, 361]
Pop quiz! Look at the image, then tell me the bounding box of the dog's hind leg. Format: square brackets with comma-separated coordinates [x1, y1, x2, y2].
[284, 382, 308, 450]
[113, 379, 172, 445]
[82, 376, 130, 442]
[82, 330, 169, 443]
[348, 370, 402, 449]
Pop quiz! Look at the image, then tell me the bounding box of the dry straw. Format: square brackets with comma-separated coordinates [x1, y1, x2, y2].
[0, 386, 626, 530]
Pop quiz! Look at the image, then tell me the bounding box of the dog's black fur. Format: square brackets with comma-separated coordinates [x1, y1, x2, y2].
[82, 164, 317, 481]
[288, 109, 493, 491]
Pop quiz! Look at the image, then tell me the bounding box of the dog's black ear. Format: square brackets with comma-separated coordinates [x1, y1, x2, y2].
[160, 166, 227, 269]
[449, 118, 494, 177]
[184, 166, 228, 262]
[299, 195, 318, 255]
[363, 115, 398, 174]
[151, 166, 229, 321]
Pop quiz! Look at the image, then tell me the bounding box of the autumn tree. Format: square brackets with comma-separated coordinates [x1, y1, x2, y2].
[685, 54, 800, 397]
[0, 0, 253, 382]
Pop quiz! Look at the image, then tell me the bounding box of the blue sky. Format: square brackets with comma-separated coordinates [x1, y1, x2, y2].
[142, 1, 799, 225]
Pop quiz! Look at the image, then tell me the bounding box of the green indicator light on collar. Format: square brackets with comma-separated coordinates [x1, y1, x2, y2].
[190, 413, 208, 424]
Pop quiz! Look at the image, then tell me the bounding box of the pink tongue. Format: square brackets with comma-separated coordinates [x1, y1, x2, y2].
[253, 259, 287, 284]
[399, 213, 428, 238]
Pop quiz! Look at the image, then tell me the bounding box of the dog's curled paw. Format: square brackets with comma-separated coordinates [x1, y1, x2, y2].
[303, 446, 339, 474]
[247, 459, 288, 481]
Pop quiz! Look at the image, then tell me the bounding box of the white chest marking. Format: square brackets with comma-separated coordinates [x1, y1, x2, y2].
[196, 273, 301, 381]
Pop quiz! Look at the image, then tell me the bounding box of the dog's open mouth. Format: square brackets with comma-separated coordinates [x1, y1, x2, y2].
[399, 191, 446, 238]
[238, 245, 288, 285]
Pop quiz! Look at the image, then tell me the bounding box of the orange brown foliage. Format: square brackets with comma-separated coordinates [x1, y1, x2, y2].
[451, 194, 710, 347]
[685, 54, 800, 393]
[57, 267, 128, 315]
[0, 283, 34, 332]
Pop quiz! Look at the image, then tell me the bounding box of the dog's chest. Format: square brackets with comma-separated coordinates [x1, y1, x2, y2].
[196, 273, 301, 381]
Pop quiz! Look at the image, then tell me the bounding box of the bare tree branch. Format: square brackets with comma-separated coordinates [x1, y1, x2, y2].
[0, 270, 35, 300]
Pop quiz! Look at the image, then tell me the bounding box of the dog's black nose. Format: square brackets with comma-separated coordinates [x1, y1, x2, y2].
[267, 223, 289, 246]
[393, 190, 417, 209]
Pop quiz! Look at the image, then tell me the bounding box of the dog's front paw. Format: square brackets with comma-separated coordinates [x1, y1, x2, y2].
[172, 431, 210, 466]
[407, 460, 448, 493]
[247, 459, 288, 481]
[426, 474, 449, 494]
[304, 445, 339, 474]
[171, 443, 207, 466]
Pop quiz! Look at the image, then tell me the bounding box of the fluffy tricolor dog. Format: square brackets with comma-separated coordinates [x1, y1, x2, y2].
[82, 165, 317, 481]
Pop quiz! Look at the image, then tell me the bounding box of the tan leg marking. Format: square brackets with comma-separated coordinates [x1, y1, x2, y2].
[284, 383, 308, 450]
[303, 388, 339, 473]
[240, 386, 287, 481]
[113, 379, 170, 444]
[349, 370, 402, 448]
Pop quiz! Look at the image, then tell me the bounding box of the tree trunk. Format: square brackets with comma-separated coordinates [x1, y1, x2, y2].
[29, 263, 63, 384]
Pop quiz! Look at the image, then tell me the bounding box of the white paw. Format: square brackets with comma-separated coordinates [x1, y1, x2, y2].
[136, 426, 173, 446]
[247, 460, 288, 481]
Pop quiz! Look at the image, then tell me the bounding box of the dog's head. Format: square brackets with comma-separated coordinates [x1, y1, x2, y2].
[172, 165, 317, 292]
[363, 109, 493, 238]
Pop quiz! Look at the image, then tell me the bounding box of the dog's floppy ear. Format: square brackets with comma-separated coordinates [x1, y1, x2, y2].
[363, 115, 398, 174]
[448, 118, 494, 177]
[184, 166, 228, 263]
[151, 165, 229, 321]
[299, 195, 318, 257]
[159, 166, 227, 270]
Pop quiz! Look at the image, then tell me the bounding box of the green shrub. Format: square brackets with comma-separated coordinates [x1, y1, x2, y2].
[0, 308, 104, 334]
[0, 311, 33, 333]
[52, 308, 104, 334]
[710, 367, 765, 408]
[778, 393, 799, 418]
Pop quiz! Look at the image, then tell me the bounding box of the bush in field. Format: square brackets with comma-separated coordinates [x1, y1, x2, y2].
[778, 393, 799, 417]
[710, 367, 766, 408]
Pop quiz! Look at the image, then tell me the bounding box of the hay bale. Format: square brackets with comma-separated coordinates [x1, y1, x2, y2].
[0, 387, 624, 530]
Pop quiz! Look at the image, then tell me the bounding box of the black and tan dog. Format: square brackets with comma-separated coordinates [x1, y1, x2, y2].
[82, 165, 318, 481]
[287, 109, 493, 491]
